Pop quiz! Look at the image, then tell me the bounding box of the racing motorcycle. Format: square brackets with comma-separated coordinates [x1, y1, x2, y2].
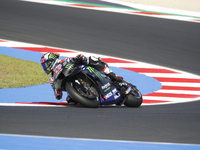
[60, 62, 143, 108]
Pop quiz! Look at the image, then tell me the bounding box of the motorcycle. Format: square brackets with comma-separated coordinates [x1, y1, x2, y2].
[60, 62, 143, 108]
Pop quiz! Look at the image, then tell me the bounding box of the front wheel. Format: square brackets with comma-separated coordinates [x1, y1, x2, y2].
[65, 80, 100, 108]
[124, 87, 143, 107]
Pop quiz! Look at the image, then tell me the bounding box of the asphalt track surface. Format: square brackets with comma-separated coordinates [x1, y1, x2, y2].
[0, 0, 200, 144]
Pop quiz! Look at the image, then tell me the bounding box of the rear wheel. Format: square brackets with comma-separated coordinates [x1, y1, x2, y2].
[124, 87, 143, 107]
[65, 80, 100, 108]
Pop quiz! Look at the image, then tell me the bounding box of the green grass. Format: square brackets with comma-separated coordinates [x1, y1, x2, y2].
[0, 54, 49, 89]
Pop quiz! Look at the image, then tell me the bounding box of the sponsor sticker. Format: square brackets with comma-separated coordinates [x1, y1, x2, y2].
[102, 82, 111, 90]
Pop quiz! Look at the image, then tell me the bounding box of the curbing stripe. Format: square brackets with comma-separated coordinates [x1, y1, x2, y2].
[1, 39, 200, 106]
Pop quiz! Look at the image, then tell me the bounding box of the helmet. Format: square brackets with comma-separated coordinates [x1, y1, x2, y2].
[41, 52, 59, 75]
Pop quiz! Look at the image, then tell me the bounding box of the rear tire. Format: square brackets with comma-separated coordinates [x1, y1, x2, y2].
[65, 81, 100, 108]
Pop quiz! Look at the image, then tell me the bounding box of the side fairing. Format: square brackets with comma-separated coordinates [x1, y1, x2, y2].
[84, 66, 122, 104]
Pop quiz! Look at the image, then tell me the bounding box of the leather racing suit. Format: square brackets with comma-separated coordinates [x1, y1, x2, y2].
[49, 55, 123, 100]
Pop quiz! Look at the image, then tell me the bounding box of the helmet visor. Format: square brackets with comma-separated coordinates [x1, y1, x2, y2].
[41, 62, 51, 75]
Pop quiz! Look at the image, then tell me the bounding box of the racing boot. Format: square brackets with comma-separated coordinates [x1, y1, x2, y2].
[66, 95, 78, 105]
[55, 89, 62, 100]
[102, 65, 123, 82]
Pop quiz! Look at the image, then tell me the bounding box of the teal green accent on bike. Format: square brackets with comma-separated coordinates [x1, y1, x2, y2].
[104, 87, 110, 92]
[86, 66, 103, 80]
[54, 0, 200, 19]
[86, 66, 94, 73]
[95, 70, 104, 80]
[65, 63, 74, 70]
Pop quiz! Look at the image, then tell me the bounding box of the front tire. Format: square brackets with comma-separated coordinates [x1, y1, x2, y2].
[65, 81, 100, 108]
[124, 88, 143, 107]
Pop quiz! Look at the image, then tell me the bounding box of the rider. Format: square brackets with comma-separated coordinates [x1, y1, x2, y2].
[41, 52, 123, 100]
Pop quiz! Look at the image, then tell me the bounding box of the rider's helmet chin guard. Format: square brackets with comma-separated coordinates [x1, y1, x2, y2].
[41, 52, 59, 75]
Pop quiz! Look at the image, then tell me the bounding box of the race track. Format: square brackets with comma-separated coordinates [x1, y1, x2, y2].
[0, 0, 200, 145]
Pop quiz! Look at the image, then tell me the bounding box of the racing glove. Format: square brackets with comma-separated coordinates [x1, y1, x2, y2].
[108, 72, 123, 82]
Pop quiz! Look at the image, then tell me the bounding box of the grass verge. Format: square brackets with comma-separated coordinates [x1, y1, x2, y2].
[0, 54, 49, 89]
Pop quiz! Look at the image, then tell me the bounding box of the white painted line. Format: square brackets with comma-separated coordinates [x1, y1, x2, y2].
[1, 133, 199, 146]
[20, 0, 200, 23]
[156, 89, 200, 95]
[0, 103, 68, 107]
[102, 0, 200, 17]
[161, 82, 200, 87]
[0, 41, 44, 47]
[142, 73, 200, 79]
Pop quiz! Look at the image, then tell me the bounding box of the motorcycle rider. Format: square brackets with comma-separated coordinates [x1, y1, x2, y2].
[41, 52, 123, 101]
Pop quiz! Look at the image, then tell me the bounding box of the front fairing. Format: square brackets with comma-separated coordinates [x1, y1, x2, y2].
[98, 84, 122, 105]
